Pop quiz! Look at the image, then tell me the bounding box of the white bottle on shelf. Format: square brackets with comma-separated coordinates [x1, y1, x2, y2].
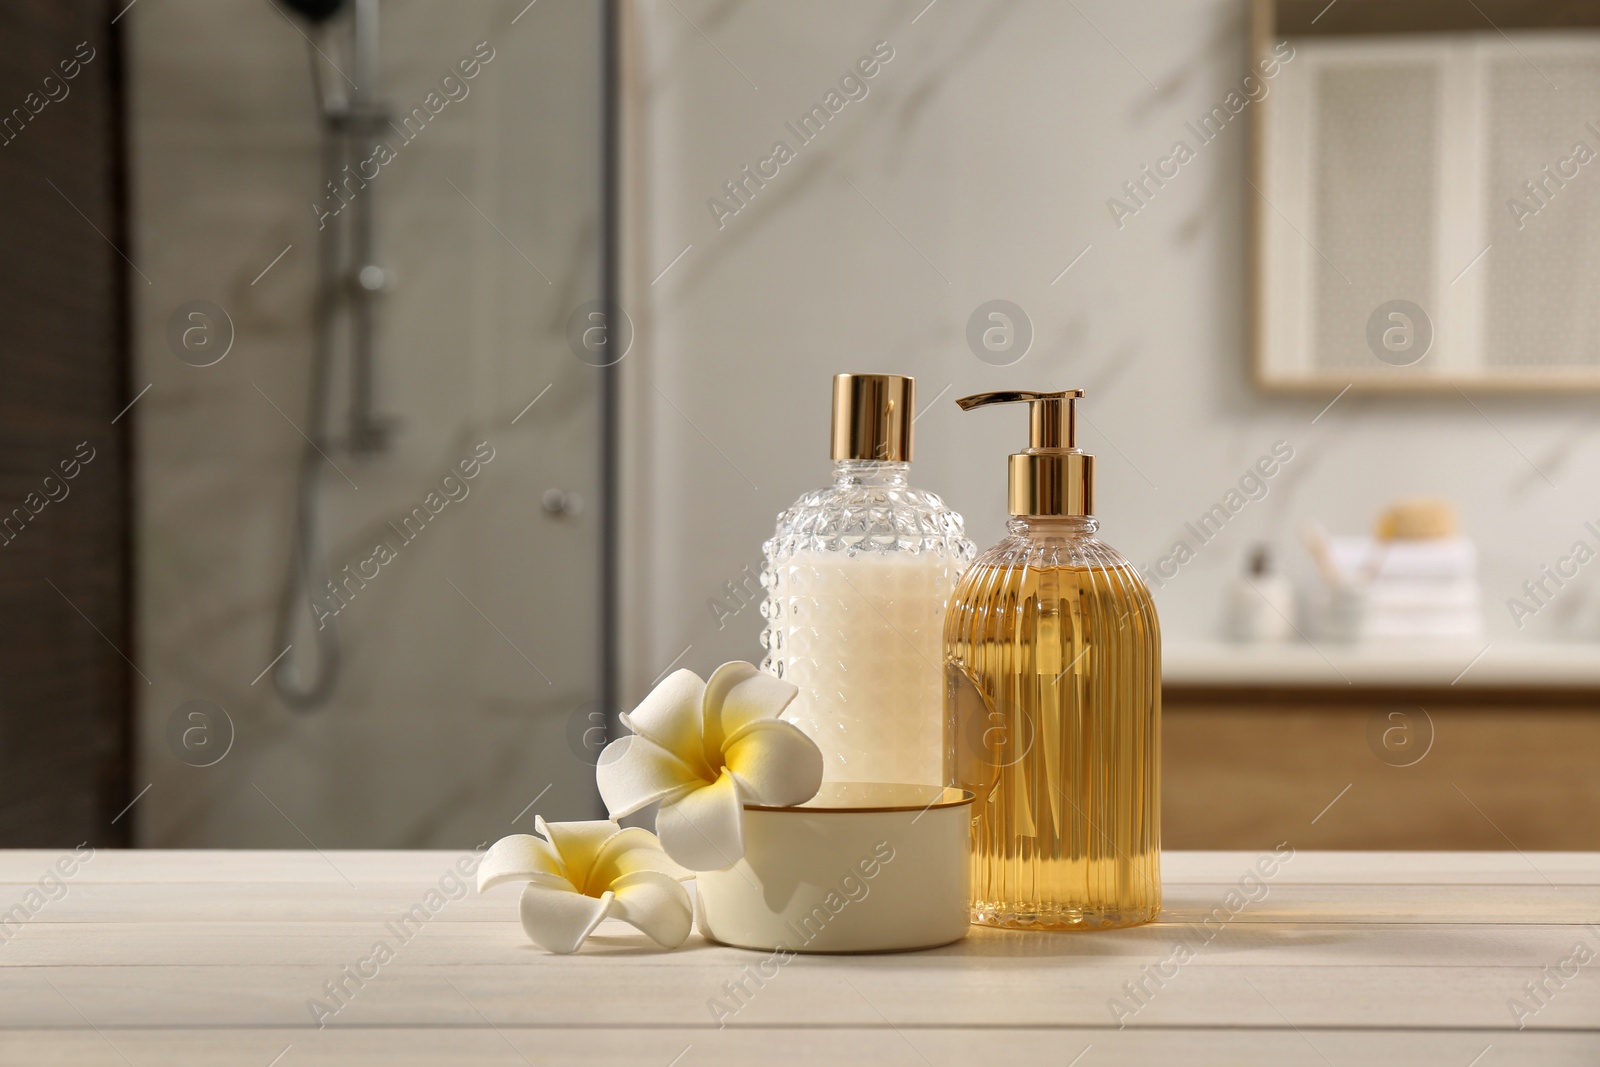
[1225, 544, 1297, 643]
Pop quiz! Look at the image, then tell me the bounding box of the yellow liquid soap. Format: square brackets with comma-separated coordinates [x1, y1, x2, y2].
[945, 516, 1161, 930]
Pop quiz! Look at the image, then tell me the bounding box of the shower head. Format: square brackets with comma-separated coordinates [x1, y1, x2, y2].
[281, 0, 346, 23]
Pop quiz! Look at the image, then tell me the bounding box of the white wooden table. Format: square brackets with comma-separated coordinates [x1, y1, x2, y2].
[2, 849, 1596, 1065]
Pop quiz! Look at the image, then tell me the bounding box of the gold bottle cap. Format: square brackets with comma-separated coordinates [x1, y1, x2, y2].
[831, 374, 914, 462]
[954, 389, 1094, 517]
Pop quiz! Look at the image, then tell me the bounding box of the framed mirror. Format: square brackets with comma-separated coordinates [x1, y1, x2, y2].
[1252, 0, 1600, 391]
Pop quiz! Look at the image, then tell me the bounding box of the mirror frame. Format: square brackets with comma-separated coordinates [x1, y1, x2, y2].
[1249, 0, 1600, 393]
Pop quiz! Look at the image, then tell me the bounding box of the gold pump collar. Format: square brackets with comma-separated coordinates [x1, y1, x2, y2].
[955, 389, 1094, 517]
[832, 374, 914, 462]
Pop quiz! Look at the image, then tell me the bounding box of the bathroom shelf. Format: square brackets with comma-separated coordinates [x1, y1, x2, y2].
[1163, 639, 1600, 690]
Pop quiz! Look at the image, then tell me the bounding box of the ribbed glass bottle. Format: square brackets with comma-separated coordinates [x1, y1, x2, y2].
[944, 515, 1160, 929]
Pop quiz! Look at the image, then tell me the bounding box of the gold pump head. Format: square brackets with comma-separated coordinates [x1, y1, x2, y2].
[955, 389, 1094, 517]
[832, 373, 914, 462]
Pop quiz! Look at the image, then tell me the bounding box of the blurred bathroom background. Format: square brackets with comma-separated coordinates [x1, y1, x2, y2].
[2, 0, 1598, 852]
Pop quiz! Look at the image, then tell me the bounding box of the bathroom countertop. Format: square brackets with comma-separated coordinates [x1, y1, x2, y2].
[3, 849, 1596, 1064]
[1164, 638, 1600, 690]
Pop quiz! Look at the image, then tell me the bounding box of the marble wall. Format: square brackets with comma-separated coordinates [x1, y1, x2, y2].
[128, 0, 607, 847]
[128, 0, 1600, 847]
[617, 0, 1600, 699]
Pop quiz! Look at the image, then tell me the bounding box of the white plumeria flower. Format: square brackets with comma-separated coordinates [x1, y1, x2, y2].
[477, 817, 692, 954]
[596, 662, 824, 871]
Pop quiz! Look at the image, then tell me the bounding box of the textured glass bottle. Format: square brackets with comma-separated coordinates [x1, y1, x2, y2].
[945, 390, 1160, 930]
[760, 375, 975, 787]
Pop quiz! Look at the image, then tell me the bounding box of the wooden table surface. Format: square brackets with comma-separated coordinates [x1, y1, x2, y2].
[1, 849, 1596, 1065]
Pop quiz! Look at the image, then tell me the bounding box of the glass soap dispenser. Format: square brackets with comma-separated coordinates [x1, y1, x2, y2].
[945, 389, 1161, 930]
[760, 373, 975, 787]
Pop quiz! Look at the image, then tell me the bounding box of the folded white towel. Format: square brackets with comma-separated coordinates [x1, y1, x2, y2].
[1362, 578, 1482, 611]
[1328, 536, 1478, 581]
[1362, 613, 1484, 639]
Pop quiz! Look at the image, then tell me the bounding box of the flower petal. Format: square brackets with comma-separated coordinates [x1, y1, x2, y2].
[535, 817, 625, 888]
[518, 882, 613, 954]
[596, 735, 701, 820]
[622, 669, 709, 775]
[692, 878, 708, 935]
[654, 769, 747, 871]
[477, 833, 569, 893]
[702, 661, 798, 764]
[723, 718, 824, 807]
[608, 870, 694, 948]
[586, 827, 693, 893]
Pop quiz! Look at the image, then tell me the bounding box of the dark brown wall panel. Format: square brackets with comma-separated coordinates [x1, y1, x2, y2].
[0, 0, 131, 846]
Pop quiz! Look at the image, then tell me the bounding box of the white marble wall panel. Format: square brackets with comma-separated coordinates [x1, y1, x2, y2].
[619, 0, 1600, 701]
